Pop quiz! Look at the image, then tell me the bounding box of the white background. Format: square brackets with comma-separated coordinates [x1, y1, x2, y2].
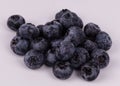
[0, 0, 120, 86]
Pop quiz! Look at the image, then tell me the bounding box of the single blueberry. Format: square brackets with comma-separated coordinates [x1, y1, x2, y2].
[79, 61, 100, 81]
[70, 48, 90, 69]
[84, 23, 101, 40]
[59, 11, 83, 29]
[45, 49, 57, 67]
[31, 37, 49, 52]
[83, 40, 98, 52]
[56, 41, 75, 61]
[24, 49, 45, 69]
[10, 36, 30, 55]
[18, 23, 39, 39]
[42, 20, 63, 40]
[91, 49, 110, 69]
[64, 26, 86, 46]
[55, 9, 71, 20]
[53, 61, 73, 80]
[95, 31, 112, 51]
[7, 15, 25, 31]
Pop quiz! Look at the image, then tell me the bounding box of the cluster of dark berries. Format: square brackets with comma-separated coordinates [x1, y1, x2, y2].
[7, 9, 112, 81]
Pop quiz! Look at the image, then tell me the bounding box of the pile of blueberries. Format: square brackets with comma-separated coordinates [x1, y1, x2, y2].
[7, 9, 112, 81]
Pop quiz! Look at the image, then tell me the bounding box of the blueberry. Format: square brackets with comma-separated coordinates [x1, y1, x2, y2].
[37, 25, 43, 36]
[46, 20, 61, 26]
[24, 49, 45, 69]
[45, 49, 57, 67]
[31, 37, 49, 52]
[46, 20, 65, 35]
[55, 9, 71, 20]
[95, 31, 112, 51]
[51, 39, 62, 49]
[65, 26, 86, 46]
[42, 20, 63, 40]
[56, 41, 75, 61]
[18, 23, 39, 39]
[10, 36, 30, 55]
[84, 23, 101, 40]
[70, 48, 90, 69]
[53, 61, 73, 80]
[7, 15, 25, 31]
[79, 61, 100, 81]
[59, 11, 83, 29]
[83, 40, 98, 52]
[91, 49, 109, 69]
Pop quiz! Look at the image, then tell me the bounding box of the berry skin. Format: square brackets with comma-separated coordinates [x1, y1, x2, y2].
[31, 37, 49, 52]
[59, 11, 83, 29]
[37, 25, 43, 36]
[7, 15, 25, 31]
[56, 41, 75, 61]
[51, 39, 62, 49]
[65, 26, 86, 46]
[91, 49, 109, 69]
[45, 49, 57, 67]
[46, 20, 62, 26]
[95, 31, 112, 51]
[55, 9, 71, 20]
[79, 61, 100, 81]
[70, 48, 90, 69]
[83, 40, 98, 52]
[53, 61, 73, 80]
[10, 36, 30, 55]
[24, 49, 45, 69]
[18, 23, 39, 39]
[42, 20, 63, 40]
[84, 23, 101, 40]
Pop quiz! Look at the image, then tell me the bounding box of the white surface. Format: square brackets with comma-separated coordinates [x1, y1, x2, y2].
[0, 0, 120, 86]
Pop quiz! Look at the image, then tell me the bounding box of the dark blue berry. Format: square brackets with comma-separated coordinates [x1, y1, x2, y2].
[55, 9, 71, 20]
[96, 31, 112, 51]
[45, 49, 57, 67]
[10, 36, 30, 55]
[56, 41, 75, 61]
[46, 20, 65, 36]
[18, 23, 39, 39]
[83, 40, 98, 52]
[59, 11, 83, 29]
[46, 20, 61, 26]
[65, 26, 86, 46]
[84, 23, 101, 40]
[51, 39, 62, 49]
[31, 37, 49, 52]
[7, 15, 25, 31]
[70, 48, 90, 69]
[37, 25, 43, 36]
[79, 61, 100, 81]
[91, 49, 109, 69]
[53, 61, 73, 80]
[24, 49, 45, 69]
[42, 20, 63, 40]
